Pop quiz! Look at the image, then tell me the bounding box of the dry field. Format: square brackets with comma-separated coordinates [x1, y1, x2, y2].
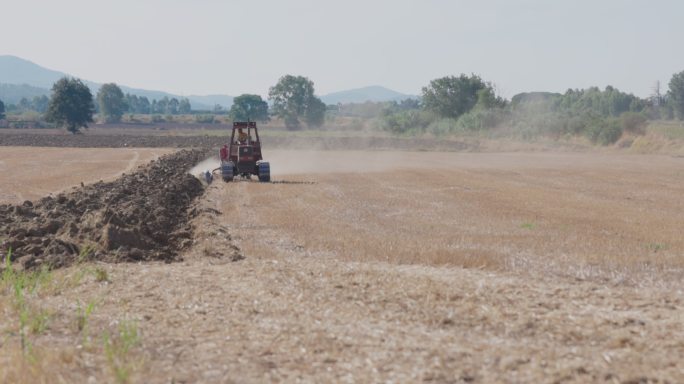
[0, 147, 173, 203]
[253, 150, 684, 285]
[2, 148, 684, 383]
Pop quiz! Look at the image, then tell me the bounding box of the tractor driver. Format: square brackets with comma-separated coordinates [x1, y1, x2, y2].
[237, 128, 249, 144]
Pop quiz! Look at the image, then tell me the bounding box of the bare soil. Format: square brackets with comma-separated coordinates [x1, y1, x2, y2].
[1, 148, 684, 383]
[0, 149, 207, 268]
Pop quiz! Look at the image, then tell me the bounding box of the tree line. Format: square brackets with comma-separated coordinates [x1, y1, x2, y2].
[0, 74, 328, 133]
[114, 75, 325, 129]
[3, 95, 50, 114]
[3, 70, 684, 138]
[92, 84, 195, 122]
[123, 94, 192, 116]
[374, 70, 684, 145]
[0, 87, 194, 119]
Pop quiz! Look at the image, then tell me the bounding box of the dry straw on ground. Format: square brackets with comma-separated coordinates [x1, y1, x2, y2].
[2, 149, 684, 382]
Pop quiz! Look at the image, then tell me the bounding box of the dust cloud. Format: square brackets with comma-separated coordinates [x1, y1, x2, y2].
[189, 150, 639, 181]
[188, 150, 408, 179]
[265, 150, 408, 176]
[189, 157, 220, 177]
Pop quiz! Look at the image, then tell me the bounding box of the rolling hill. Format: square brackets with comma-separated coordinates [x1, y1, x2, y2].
[0, 55, 71, 90]
[0, 55, 230, 110]
[0, 55, 416, 109]
[320, 85, 416, 104]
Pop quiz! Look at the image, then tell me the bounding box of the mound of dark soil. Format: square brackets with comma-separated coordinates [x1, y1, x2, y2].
[0, 149, 208, 269]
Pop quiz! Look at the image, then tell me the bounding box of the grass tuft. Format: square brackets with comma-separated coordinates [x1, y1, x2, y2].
[93, 267, 110, 283]
[1, 248, 54, 355]
[103, 320, 141, 384]
[77, 244, 96, 264]
[645, 242, 669, 253]
[76, 299, 98, 344]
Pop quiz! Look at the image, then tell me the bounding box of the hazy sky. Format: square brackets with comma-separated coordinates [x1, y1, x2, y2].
[2, 0, 683, 98]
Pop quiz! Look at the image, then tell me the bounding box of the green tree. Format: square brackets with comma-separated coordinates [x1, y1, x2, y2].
[32, 95, 49, 113]
[168, 98, 179, 114]
[268, 75, 325, 130]
[156, 97, 169, 114]
[126, 93, 151, 114]
[45, 77, 94, 134]
[178, 98, 192, 114]
[0, 99, 5, 119]
[97, 83, 127, 123]
[18, 97, 31, 111]
[669, 70, 684, 119]
[475, 88, 506, 110]
[422, 74, 499, 119]
[125, 94, 139, 113]
[305, 97, 326, 127]
[138, 96, 151, 114]
[229, 94, 269, 122]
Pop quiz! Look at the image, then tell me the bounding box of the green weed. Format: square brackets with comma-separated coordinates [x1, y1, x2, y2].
[76, 299, 98, 345]
[77, 244, 96, 264]
[2, 249, 53, 355]
[103, 321, 141, 384]
[93, 267, 110, 283]
[1, 247, 14, 288]
[29, 308, 50, 335]
[645, 242, 669, 253]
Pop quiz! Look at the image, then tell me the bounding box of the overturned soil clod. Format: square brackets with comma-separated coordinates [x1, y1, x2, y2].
[0, 149, 209, 269]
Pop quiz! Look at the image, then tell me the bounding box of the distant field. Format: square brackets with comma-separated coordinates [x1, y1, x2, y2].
[0, 147, 173, 203]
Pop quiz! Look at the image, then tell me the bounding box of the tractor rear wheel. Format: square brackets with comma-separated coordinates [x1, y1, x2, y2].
[257, 162, 270, 182]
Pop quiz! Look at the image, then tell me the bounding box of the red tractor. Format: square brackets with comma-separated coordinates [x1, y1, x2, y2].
[219, 122, 270, 182]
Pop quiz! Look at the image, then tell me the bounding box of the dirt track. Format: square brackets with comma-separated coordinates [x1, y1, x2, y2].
[2, 149, 684, 382]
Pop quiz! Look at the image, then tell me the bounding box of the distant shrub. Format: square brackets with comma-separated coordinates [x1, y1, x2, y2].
[150, 114, 164, 123]
[661, 104, 675, 120]
[585, 118, 623, 145]
[620, 111, 648, 135]
[426, 118, 462, 136]
[455, 109, 506, 131]
[379, 109, 434, 134]
[194, 114, 215, 124]
[564, 114, 591, 136]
